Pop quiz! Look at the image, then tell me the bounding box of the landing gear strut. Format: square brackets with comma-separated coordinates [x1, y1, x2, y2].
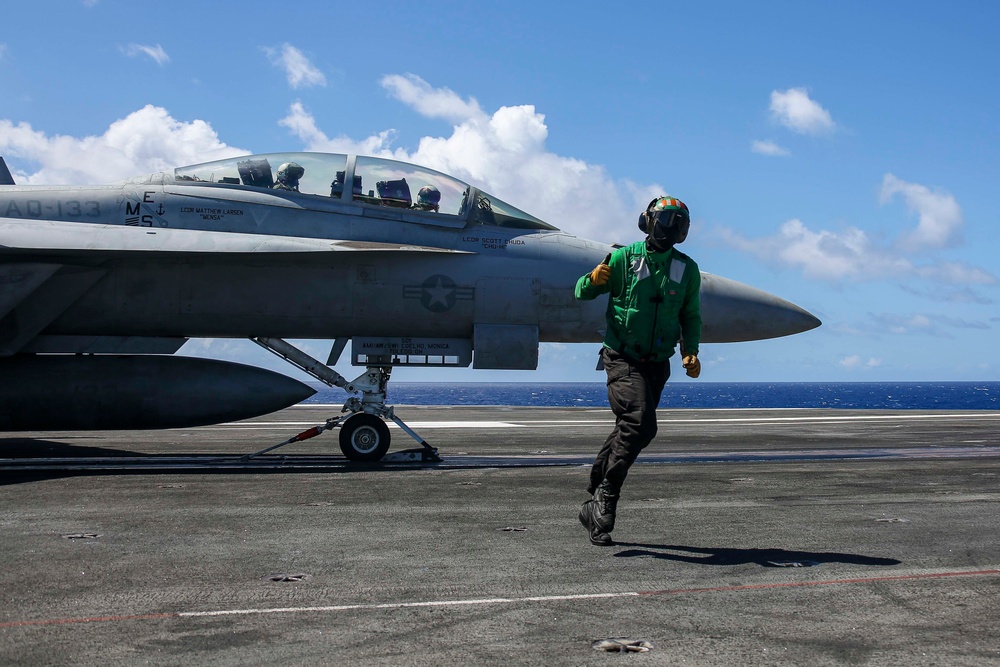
[244, 337, 440, 463]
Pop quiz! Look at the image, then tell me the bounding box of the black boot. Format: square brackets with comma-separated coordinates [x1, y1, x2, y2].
[579, 499, 614, 546]
[592, 481, 619, 533]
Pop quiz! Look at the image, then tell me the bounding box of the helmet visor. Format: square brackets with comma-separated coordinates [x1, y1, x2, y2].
[648, 209, 690, 248]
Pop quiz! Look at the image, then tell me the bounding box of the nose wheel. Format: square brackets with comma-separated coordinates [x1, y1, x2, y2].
[339, 413, 391, 461]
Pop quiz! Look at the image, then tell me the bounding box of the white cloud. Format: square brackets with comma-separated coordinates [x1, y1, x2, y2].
[751, 139, 790, 157]
[706, 355, 726, 367]
[913, 261, 994, 285]
[880, 173, 963, 250]
[266, 44, 326, 89]
[716, 218, 912, 281]
[278, 101, 399, 156]
[121, 43, 170, 66]
[901, 284, 994, 305]
[0, 105, 246, 184]
[839, 355, 882, 369]
[381, 73, 483, 124]
[769, 88, 835, 135]
[280, 75, 662, 241]
[870, 312, 952, 338]
[715, 174, 995, 290]
[840, 310, 993, 341]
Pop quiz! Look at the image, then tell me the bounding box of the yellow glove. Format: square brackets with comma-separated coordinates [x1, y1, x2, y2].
[589, 263, 611, 286]
[682, 355, 701, 379]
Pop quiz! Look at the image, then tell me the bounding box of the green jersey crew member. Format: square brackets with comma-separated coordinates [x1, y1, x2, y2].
[575, 196, 703, 547]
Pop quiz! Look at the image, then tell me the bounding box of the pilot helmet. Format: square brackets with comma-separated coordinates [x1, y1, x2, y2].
[639, 196, 690, 251]
[415, 185, 441, 211]
[276, 162, 305, 188]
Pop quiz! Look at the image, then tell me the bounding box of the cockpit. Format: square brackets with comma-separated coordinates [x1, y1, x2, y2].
[173, 152, 557, 230]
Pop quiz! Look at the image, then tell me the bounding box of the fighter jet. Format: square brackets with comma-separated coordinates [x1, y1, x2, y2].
[0, 152, 820, 461]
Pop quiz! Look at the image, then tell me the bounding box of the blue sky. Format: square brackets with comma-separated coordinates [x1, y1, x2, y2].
[1, 1, 997, 383]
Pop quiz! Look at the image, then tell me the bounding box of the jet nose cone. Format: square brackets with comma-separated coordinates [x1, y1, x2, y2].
[783, 302, 822, 336]
[701, 273, 821, 343]
[800, 307, 822, 332]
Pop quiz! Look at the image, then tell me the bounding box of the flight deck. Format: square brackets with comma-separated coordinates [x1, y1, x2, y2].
[2, 405, 999, 665]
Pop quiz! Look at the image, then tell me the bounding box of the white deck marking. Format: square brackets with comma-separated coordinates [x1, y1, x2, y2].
[217, 413, 1000, 430]
[5, 567, 998, 628]
[210, 421, 522, 430]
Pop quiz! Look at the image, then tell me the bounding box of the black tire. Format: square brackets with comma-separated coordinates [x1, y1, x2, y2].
[339, 413, 391, 461]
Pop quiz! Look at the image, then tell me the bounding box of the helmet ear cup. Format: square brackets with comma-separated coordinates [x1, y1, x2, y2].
[637, 197, 660, 233]
[676, 216, 690, 244]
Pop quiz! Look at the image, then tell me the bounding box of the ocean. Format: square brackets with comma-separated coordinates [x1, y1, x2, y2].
[304, 382, 1000, 410]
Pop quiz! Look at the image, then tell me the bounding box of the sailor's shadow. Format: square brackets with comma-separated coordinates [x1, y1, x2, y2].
[613, 543, 901, 567]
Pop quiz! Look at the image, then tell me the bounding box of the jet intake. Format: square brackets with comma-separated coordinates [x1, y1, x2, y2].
[0, 355, 314, 431]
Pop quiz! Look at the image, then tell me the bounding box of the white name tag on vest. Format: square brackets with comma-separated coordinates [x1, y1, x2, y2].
[631, 257, 651, 282]
[670, 258, 686, 283]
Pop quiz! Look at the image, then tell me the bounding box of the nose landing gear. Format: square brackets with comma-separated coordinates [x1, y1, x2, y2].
[245, 337, 440, 463]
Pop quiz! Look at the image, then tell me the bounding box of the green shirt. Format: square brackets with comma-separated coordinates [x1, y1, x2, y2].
[575, 241, 701, 362]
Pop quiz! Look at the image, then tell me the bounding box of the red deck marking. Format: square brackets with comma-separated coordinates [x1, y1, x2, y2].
[637, 568, 1000, 597]
[0, 612, 177, 629]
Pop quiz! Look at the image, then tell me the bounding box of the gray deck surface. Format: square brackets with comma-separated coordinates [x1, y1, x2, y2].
[2, 405, 999, 665]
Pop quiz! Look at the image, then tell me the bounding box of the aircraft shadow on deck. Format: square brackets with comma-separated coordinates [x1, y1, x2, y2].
[613, 543, 902, 568]
[0, 438, 443, 485]
[0, 437, 144, 458]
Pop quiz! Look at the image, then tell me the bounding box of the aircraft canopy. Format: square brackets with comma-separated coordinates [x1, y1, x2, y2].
[174, 152, 556, 230]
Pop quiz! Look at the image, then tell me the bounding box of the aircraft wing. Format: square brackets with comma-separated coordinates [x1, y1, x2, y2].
[0, 259, 119, 355]
[0, 218, 475, 255]
[0, 216, 474, 357]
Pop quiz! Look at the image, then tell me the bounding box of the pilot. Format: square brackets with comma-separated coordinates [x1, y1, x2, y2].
[412, 185, 441, 212]
[273, 162, 305, 192]
[574, 196, 702, 547]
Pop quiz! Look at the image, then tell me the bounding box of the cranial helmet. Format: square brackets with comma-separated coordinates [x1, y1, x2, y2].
[276, 162, 305, 187]
[638, 196, 690, 251]
[416, 185, 441, 211]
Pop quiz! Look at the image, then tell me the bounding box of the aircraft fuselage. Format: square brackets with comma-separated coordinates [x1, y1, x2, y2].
[0, 152, 821, 431]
